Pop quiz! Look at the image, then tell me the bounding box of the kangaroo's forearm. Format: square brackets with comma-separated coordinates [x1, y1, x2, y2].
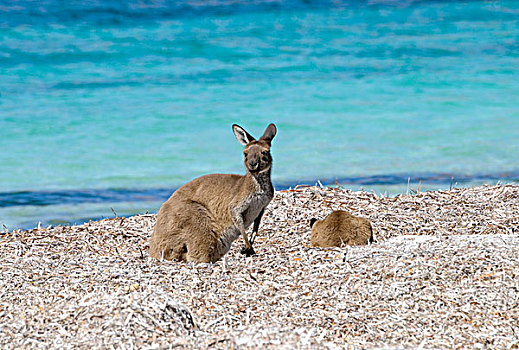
[252, 209, 264, 234]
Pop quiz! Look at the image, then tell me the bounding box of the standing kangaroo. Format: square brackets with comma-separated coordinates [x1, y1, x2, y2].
[149, 123, 277, 263]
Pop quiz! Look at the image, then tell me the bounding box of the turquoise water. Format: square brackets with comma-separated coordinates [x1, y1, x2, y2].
[1, 1, 518, 230]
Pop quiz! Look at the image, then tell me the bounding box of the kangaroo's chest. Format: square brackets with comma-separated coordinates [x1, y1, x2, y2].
[242, 191, 272, 228]
[215, 191, 272, 259]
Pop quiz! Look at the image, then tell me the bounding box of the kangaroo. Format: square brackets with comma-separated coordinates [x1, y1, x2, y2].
[309, 210, 373, 248]
[149, 123, 277, 263]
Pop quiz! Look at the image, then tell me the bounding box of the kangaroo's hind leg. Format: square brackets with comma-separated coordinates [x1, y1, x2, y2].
[149, 204, 190, 261]
[181, 201, 220, 263]
[150, 199, 217, 262]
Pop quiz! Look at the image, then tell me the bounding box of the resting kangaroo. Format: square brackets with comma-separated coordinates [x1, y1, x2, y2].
[149, 123, 277, 263]
[309, 210, 374, 248]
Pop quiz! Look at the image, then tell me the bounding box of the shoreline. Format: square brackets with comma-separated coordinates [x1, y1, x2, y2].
[1, 173, 518, 231]
[1, 184, 518, 348]
[3, 170, 519, 207]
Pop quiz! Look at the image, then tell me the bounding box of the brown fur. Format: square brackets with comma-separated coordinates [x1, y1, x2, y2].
[149, 123, 277, 263]
[310, 210, 373, 248]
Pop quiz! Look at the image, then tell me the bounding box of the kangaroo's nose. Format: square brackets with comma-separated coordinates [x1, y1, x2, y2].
[249, 161, 259, 170]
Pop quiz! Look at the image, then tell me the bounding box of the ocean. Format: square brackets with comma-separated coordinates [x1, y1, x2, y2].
[1, 0, 518, 230]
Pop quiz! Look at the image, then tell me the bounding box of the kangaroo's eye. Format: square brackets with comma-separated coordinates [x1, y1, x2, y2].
[243, 152, 248, 157]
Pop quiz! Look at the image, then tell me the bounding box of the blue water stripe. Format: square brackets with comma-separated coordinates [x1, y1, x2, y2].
[1, 171, 517, 208]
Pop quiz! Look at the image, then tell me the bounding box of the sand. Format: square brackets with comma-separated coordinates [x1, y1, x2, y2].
[1, 184, 518, 349]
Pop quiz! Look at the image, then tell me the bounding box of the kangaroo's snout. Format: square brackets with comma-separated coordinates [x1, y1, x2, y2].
[248, 161, 260, 171]
[248, 156, 260, 171]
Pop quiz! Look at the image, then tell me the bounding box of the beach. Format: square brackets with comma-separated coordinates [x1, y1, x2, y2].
[2, 0, 519, 230]
[1, 184, 518, 349]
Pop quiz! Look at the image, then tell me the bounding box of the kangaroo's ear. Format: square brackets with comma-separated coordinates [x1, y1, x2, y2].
[310, 218, 317, 228]
[232, 124, 255, 146]
[259, 123, 277, 145]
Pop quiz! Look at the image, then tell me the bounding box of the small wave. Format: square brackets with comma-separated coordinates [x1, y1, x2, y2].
[0, 0, 452, 27]
[0, 188, 173, 208]
[287, 172, 519, 188]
